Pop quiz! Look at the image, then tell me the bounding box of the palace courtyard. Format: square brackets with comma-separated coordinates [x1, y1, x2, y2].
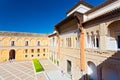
[0, 59, 72, 80]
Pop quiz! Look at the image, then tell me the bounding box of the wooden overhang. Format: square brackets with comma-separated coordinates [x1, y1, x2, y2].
[55, 12, 83, 32]
[83, 7, 120, 27]
[48, 33, 57, 37]
[66, 1, 94, 14]
[85, 0, 118, 14]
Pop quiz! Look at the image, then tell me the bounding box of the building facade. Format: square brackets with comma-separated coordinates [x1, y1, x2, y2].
[48, 31, 59, 65]
[50, 0, 120, 80]
[0, 32, 48, 62]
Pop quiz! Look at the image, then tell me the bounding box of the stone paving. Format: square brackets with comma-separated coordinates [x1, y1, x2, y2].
[0, 59, 72, 80]
[0, 61, 36, 80]
[39, 59, 72, 80]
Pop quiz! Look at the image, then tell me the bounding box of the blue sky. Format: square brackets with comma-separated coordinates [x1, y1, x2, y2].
[0, 0, 105, 34]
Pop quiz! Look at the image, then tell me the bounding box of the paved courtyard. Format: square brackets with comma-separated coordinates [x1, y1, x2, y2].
[0, 61, 36, 80]
[0, 59, 72, 80]
[40, 59, 72, 80]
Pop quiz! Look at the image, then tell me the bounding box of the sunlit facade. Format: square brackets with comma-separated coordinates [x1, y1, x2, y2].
[49, 0, 120, 80]
[0, 32, 49, 62]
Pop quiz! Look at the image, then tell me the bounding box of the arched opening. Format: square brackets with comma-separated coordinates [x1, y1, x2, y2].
[102, 67, 119, 80]
[67, 60, 71, 75]
[107, 20, 120, 50]
[87, 61, 98, 80]
[9, 49, 16, 60]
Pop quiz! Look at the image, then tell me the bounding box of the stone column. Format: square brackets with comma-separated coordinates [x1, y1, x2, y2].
[94, 35, 97, 48]
[99, 23, 107, 50]
[89, 34, 92, 48]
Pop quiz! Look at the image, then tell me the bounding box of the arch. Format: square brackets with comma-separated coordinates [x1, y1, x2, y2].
[108, 20, 120, 39]
[1, 50, 9, 62]
[87, 61, 98, 80]
[16, 49, 23, 60]
[17, 38, 24, 46]
[9, 49, 16, 60]
[30, 38, 36, 46]
[102, 66, 119, 80]
[24, 38, 30, 46]
[107, 20, 120, 50]
[2, 37, 10, 46]
[10, 37, 17, 41]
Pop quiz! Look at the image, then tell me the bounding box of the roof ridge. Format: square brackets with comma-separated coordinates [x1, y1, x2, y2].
[66, 0, 94, 14]
[85, 0, 117, 14]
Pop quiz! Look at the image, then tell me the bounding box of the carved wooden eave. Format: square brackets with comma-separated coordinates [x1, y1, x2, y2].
[85, 0, 117, 14]
[48, 33, 57, 37]
[83, 7, 120, 27]
[54, 13, 74, 29]
[74, 12, 83, 32]
[54, 12, 80, 34]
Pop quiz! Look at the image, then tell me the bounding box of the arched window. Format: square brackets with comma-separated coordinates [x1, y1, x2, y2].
[87, 33, 90, 48]
[87, 61, 98, 80]
[31, 49, 34, 53]
[37, 41, 40, 46]
[96, 31, 100, 48]
[25, 41, 29, 46]
[25, 49, 28, 53]
[37, 49, 40, 53]
[11, 41, 15, 46]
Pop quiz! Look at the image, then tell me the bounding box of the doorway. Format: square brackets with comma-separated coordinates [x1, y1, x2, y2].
[9, 49, 16, 60]
[117, 36, 120, 48]
[67, 60, 72, 75]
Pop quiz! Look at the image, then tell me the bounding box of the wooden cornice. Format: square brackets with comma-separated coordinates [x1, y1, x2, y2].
[83, 7, 120, 27]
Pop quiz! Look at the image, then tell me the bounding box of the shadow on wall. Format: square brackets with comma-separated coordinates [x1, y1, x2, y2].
[79, 51, 120, 80]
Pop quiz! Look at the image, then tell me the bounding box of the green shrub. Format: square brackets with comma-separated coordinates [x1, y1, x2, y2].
[32, 59, 44, 72]
[57, 60, 59, 65]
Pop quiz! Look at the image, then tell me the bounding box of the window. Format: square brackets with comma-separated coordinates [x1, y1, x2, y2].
[31, 55, 34, 57]
[76, 37, 80, 48]
[117, 36, 120, 48]
[87, 33, 90, 48]
[31, 49, 34, 53]
[68, 38, 71, 47]
[37, 41, 40, 46]
[25, 55, 28, 58]
[66, 38, 68, 47]
[11, 41, 15, 46]
[25, 49, 28, 53]
[37, 49, 40, 53]
[66, 38, 72, 47]
[43, 54, 45, 56]
[38, 54, 40, 57]
[43, 49, 45, 52]
[93, 36, 95, 47]
[25, 41, 29, 46]
[91, 35, 95, 48]
[96, 37, 99, 48]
